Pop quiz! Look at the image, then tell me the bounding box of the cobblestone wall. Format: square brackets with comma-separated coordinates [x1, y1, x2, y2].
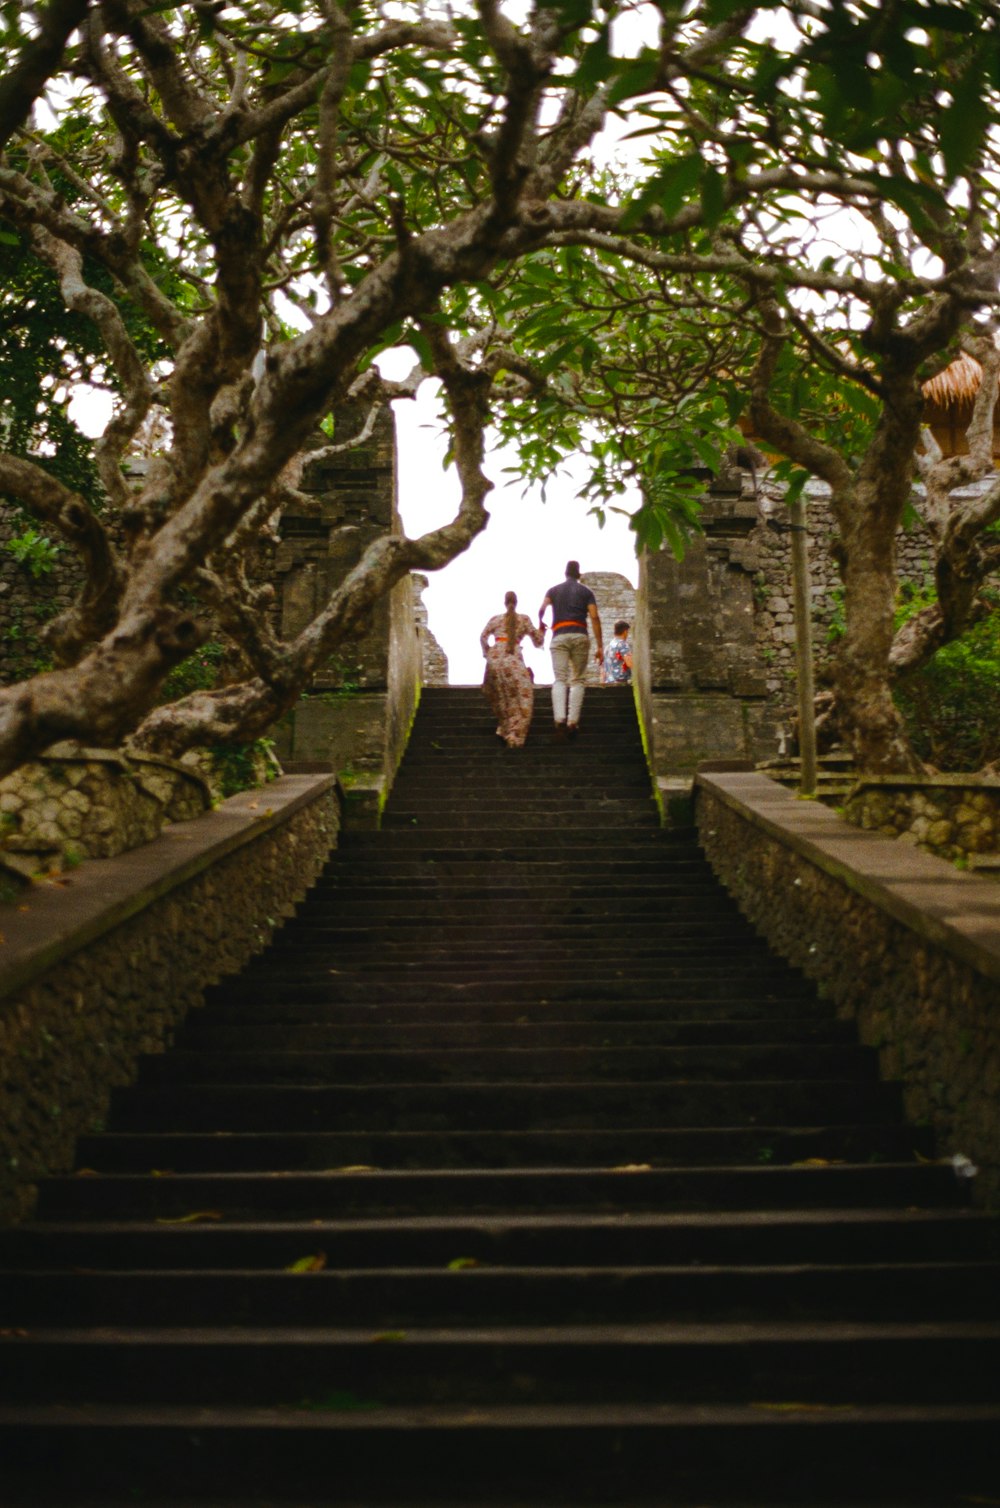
[844, 777, 1000, 865]
[0, 749, 212, 885]
[0, 776, 340, 1223]
[0, 515, 82, 684]
[697, 772, 1000, 1207]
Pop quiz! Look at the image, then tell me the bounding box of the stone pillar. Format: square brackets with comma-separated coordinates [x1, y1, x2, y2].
[635, 473, 775, 780]
[413, 574, 449, 685]
[271, 405, 421, 820]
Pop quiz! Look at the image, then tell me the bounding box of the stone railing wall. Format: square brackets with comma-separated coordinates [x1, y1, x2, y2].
[0, 747, 214, 886]
[695, 770, 1000, 1207]
[0, 774, 340, 1223]
[843, 775, 1000, 868]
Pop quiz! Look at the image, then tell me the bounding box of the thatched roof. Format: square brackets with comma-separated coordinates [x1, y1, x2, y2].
[922, 352, 999, 410]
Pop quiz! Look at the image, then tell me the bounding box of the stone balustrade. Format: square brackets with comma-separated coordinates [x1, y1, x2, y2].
[696, 770, 1000, 1206]
[0, 774, 340, 1223]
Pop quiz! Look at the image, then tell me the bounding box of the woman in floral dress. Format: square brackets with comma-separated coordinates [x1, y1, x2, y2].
[480, 591, 546, 747]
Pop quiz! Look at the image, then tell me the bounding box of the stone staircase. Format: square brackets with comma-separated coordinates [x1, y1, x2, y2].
[0, 684, 997, 1506]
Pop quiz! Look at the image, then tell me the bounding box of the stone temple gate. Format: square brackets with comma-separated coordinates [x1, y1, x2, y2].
[272, 409, 782, 813]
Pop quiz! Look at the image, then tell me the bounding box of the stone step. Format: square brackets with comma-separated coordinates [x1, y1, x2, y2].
[196, 994, 830, 1023]
[6, 1258, 999, 1328]
[203, 980, 819, 1012]
[4, 1322, 998, 1408]
[4, 1208, 994, 1271]
[73, 1122, 934, 1173]
[105, 1078, 906, 1132]
[264, 924, 761, 950]
[134, 1043, 879, 1087]
[337, 834, 667, 854]
[289, 900, 747, 925]
[176, 1018, 855, 1051]
[1, 1401, 997, 1503]
[3, 685, 996, 1508]
[379, 811, 663, 830]
[34, 1163, 967, 1222]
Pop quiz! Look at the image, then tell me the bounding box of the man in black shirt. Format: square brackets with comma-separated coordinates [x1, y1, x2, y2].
[538, 560, 603, 739]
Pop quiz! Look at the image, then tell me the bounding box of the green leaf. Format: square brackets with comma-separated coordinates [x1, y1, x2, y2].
[606, 54, 660, 107]
[940, 66, 990, 182]
[574, 26, 612, 92]
[620, 154, 703, 230]
[699, 166, 725, 230]
[405, 327, 434, 369]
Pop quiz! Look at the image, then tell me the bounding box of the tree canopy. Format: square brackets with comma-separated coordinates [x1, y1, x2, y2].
[1, 0, 999, 774]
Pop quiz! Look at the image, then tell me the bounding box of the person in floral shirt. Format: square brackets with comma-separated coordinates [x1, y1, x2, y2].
[601, 620, 633, 685]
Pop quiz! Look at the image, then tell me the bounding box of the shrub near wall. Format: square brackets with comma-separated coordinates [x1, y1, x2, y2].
[696, 771, 1000, 1207]
[0, 775, 340, 1224]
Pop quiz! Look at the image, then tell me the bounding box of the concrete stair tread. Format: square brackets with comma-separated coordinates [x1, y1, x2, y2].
[15, 1319, 1000, 1344]
[4, 1399, 998, 1425]
[4, 689, 996, 1504]
[9, 1258, 996, 1280]
[19, 1206, 992, 1234]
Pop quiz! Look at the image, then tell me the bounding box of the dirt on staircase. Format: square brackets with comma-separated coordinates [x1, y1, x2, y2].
[0, 685, 997, 1506]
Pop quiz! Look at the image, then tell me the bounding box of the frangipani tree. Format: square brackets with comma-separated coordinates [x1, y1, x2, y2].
[0, 0, 766, 774]
[1, 0, 998, 779]
[446, 0, 1000, 770]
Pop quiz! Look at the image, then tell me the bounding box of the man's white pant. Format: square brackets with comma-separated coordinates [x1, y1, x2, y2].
[550, 633, 590, 724]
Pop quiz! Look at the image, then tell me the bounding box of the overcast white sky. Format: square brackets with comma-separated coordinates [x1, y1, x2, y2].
[394, 394, 640, 686]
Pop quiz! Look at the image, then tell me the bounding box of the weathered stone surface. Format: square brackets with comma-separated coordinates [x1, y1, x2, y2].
[698, 772, 1000, 1207]
[0, 777, 341, 1224]
[844, 777, 1000, 864]
[272, 409, 421, 811]
[0, 752, 214, 870]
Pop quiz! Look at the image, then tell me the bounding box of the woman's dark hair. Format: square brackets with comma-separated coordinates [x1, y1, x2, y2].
[614, 619, 630, 637]
[503, 591, 518, 655]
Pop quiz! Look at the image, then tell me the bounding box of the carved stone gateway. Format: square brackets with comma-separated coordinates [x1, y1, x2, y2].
[271, 406, 424, 815]
[635, 474, 777, 778]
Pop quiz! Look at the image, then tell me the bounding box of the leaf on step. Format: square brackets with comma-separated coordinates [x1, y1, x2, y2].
[150, 1169, 175, 1177]
[330, 1165, 378, 1173]
[447, 1257, 481, 1270]
[74, 1168, 100, 1177]
[790, 1158, 844, 1167]
[0, 1328, 30, 1338]
[371, 1330, 407, 1343]
[286, 1253, 327, 1273]
[154, 1210, 223, 1224]
[610, 1163, 652, 1173]
[751, 1402, 853, 1413]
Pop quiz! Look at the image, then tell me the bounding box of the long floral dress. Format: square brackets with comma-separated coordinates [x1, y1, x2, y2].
[480, 612, 546, 747]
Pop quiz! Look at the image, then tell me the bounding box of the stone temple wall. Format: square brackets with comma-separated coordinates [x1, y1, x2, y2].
[636, 469, 1000, 779]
